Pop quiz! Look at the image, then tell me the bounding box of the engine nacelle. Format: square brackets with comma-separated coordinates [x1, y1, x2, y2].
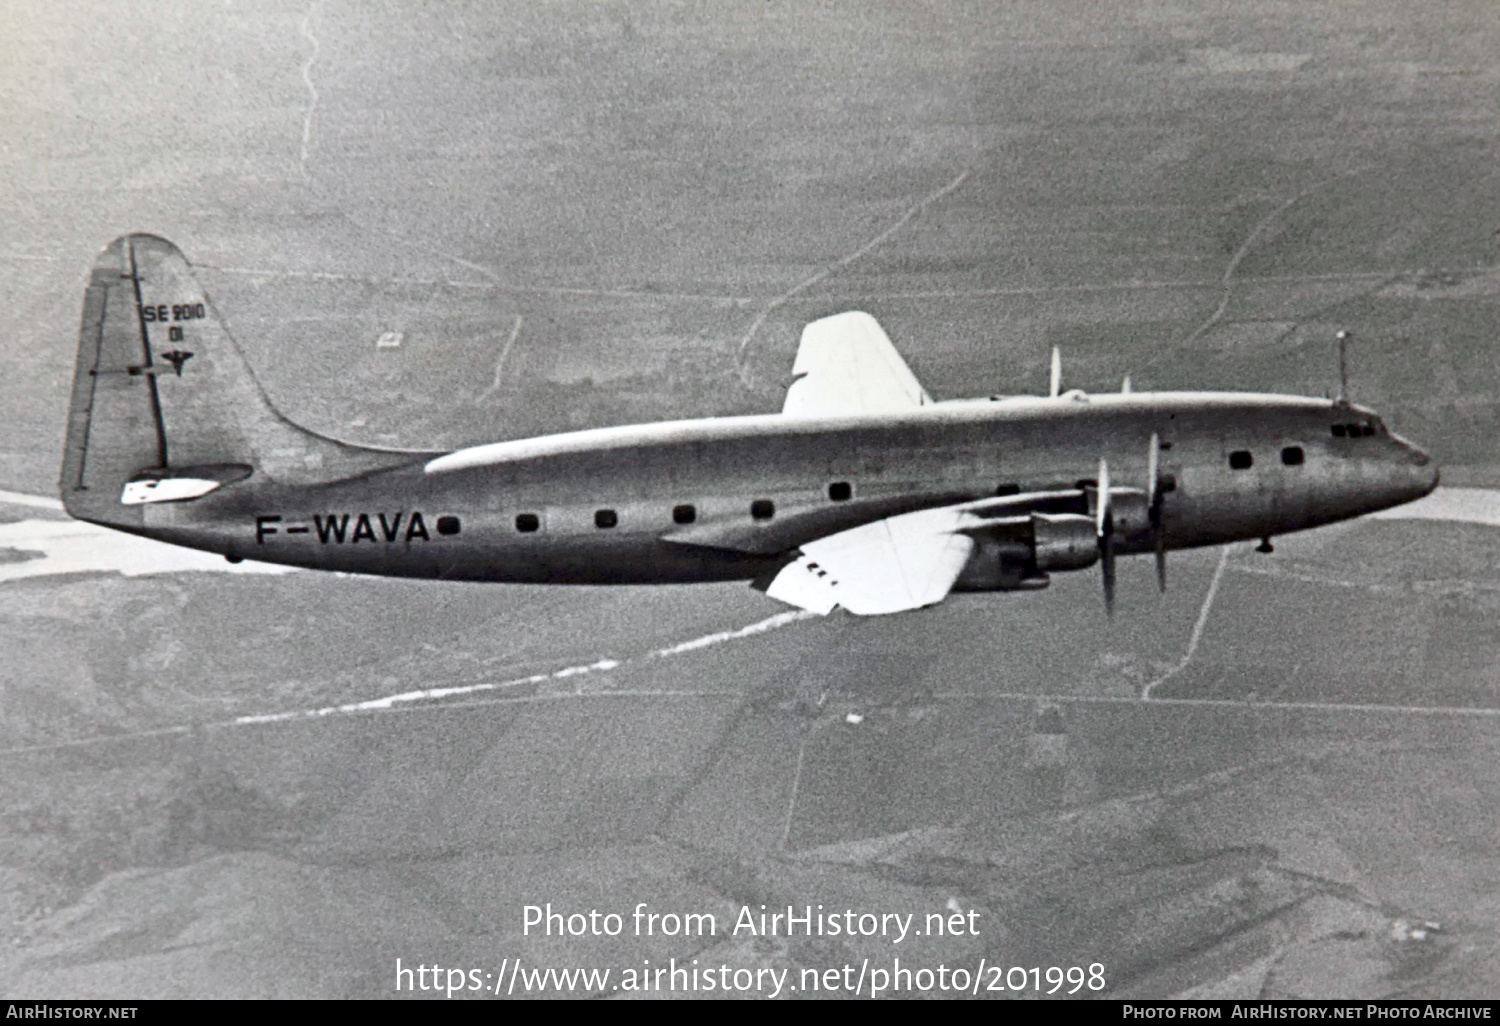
[1029, 512, 1099, 571]
[954, 512, 1098, 590]
[1085, 489, 1153, 543]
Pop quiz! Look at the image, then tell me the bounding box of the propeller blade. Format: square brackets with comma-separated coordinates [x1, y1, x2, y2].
[1050, 346, 1062, 398]
[1095, 457, 1111, 538]
[1121, 374, 1132, 394]
[1097, 457, 1115, 616]
[1102, 529, 1116, 616]
[1147, 433, 1166, 593]
[1146, 433, 1159, 507]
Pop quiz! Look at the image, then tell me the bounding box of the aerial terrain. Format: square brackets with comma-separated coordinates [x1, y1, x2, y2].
[1, 0, 1498, 999]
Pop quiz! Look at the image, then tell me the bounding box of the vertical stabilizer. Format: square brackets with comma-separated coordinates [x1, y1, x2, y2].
[60, 234, 426, 526]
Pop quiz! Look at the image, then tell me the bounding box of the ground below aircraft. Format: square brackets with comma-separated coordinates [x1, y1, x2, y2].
[60, 234, 1437, 616]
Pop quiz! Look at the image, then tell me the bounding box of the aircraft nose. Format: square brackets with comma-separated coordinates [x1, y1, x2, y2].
[1392, 434, 1439, 499]
[1414, 459, 1440, 497]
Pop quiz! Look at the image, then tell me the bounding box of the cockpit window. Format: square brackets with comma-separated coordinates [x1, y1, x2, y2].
[1332, 420, 1379, 439]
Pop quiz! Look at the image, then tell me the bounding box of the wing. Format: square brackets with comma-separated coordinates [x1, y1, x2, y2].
[781, 311, 931, 418]
[749, 489, 1117, 616]
[759, 505, 977, 616]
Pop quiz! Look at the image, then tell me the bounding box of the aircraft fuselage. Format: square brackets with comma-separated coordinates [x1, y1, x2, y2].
[125, 390, 1437, 585]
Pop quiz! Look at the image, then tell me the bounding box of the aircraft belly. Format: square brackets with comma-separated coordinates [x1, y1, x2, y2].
[1158, 485, 1273, 549]
[151, 516, 772, 584]
[1160, 459, 1380, 549]
[526, 537, 781, 584]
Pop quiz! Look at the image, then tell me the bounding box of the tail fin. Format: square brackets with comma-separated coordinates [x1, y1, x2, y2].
[61, 234, 424, 525]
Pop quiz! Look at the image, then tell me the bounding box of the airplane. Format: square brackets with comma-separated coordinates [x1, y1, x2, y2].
[59, 234, 1438, 616]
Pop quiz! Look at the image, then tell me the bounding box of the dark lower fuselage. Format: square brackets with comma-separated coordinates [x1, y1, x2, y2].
[121, 392, 1438, 585]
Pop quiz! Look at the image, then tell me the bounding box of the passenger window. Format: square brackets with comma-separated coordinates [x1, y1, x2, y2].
[751, 499, 775, 521]
[672, 503, 696, 525]
[1229, 450, 1253, 470]
[1331, 424, 1346, 437]
[828, 481, 852, 502]
[1281, 446, 1304, 467]
[436, 516, 461, 536]
[515, 513, 539, 533]
[594, 509, 618, 529]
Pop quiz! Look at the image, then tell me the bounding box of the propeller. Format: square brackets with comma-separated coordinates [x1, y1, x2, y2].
[1096, 457, 1115, 615]
[1147, 432, 1166, 592]
[1049, 346, 1062, 398]
[1096, 435, 1169, 615]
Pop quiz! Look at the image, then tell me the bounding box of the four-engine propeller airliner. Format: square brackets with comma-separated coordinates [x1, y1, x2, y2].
[60, 234, 1438, 615]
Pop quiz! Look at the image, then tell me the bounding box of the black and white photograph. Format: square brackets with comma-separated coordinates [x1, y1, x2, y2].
[1, 0, 1497, 1002]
